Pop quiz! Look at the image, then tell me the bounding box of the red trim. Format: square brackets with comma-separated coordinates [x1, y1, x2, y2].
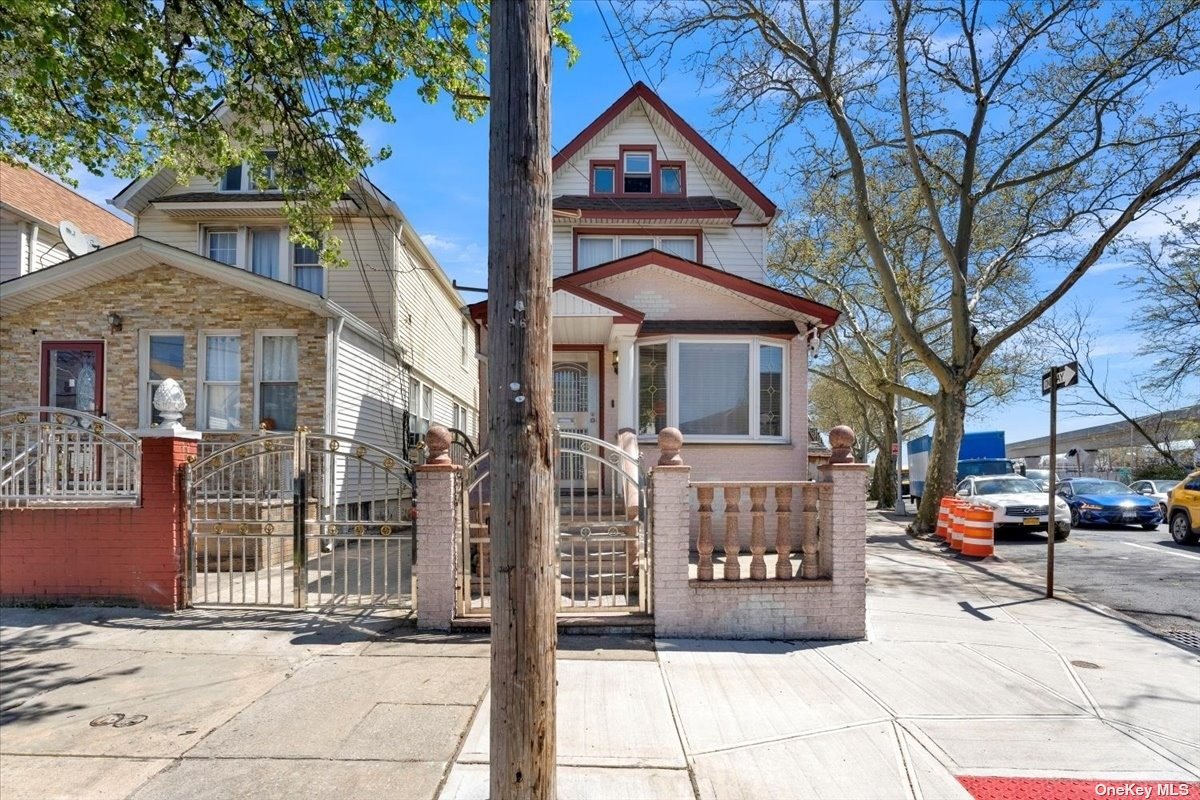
[589, 159, 617, 195]
[40, 340, 105, 414]
[561, 248, 840, 327]
[552, 82, 778, 219]
[552, 345, 606, 442]
[556, 283, 646, 324]
[573, 227, 703, 272]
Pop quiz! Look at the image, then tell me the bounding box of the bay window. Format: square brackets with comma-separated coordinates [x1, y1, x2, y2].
[636, 338, 787, 440]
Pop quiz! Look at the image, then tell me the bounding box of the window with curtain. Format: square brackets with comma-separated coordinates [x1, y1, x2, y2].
[250, 229, 280, 279]
[577, 237, 614, 270]
[293, 242, 324, 294]
[202, 335, 241, 430]
[659, 237, 697, 261]
[636, 338, 787, 440]
[679, 342, 750, 436]
[619, 238, 654, 258]
[258, 335, 298, 430]
[145, 334, 184, 426]
[207, 230, 238, 265]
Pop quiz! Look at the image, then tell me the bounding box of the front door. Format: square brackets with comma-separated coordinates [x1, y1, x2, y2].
[41, 341, 104, 415]
[552, 351, 599, 489]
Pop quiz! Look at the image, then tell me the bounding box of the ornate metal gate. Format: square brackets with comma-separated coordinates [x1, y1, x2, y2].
[185, 430, 415, 608]
[458, 431, 650, 616]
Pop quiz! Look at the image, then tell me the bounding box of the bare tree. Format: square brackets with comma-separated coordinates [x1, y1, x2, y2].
[1121, 219, 1200, 391]
[621, 0, 1200, 529]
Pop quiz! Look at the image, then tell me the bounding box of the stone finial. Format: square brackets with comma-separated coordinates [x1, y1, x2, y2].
[828, 425, 856, 464]
[425, 425, 452, 465]
[657, 427, 683, 466]
[153, 378, 187, 431]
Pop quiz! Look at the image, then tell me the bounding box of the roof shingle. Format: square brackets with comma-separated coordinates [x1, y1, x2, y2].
[0, 163, 133, 246]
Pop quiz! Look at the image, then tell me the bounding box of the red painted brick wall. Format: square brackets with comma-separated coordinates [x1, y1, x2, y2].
[0, 436, 196, 610]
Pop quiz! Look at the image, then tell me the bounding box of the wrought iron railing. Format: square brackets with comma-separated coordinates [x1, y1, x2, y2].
[457, 430, 649, 616]
[0, 407, 141, 508]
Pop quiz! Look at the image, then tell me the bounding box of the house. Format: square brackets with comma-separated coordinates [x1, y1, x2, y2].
[470, 82, 838, 480]
[0, 163, 133, 281]
[0, 157, 478, 456]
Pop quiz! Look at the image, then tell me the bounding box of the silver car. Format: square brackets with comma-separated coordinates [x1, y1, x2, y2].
[1128, 479, 1176, 518]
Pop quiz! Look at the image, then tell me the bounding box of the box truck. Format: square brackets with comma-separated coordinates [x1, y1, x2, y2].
[906, 430, 1018, 504]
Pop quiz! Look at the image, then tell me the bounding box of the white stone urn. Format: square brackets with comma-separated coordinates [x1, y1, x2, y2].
[153, 378, 188, 431]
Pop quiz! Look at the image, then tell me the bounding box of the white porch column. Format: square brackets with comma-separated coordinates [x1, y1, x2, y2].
[614, 336, 637, 431]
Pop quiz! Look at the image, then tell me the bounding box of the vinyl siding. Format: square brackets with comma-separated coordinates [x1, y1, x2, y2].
[332, 326, 408, 453]
[0, 218, 23, 281]
[701, 226, 767, 282]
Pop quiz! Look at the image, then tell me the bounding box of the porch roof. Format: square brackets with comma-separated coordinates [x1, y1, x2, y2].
[0, 236, 383, 345]
[467, 249, 840, 331]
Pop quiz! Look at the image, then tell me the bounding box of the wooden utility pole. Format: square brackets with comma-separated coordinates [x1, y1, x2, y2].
[487, 1, 557, 798]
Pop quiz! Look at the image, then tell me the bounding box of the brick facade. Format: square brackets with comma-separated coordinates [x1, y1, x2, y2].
[652, 463, 867, 640]
[414, 465, 462, 631]
[0, 435, 196, 610]
[0, 263, 327, 432]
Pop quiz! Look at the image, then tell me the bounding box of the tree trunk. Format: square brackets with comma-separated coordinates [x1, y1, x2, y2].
[872, 443, 897, 508]
[915, 388, 967, 532]
[488, 2, 557, 798]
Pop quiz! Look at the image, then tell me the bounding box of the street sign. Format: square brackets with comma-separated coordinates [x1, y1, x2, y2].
[1041, 361, 1079, 396]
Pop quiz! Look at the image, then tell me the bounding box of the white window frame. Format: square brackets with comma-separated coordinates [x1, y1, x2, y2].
[576, 233, 701, 270]
[254, 330, 299, 431]
[635, 335, 789, 443]
[138, 330, 185, 427]
[197, 330, 243, 431]
[218, 151, 279, 193]
[291, 238, 323, 295]
[199, 224, 293, 284]
[205, 227, 241, 266]
[623, 151, 652, 193]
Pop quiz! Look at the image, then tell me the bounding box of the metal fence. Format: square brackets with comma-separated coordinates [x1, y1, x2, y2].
[0, 407, 141, 508]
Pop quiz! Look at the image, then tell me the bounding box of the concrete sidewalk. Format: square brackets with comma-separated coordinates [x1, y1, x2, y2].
[2, 512, 1198, 799]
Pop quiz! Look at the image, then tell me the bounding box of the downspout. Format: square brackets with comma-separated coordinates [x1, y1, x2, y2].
[325, 317, 344, 436]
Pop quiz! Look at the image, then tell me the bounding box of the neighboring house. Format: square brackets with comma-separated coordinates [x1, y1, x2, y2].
[471, 82, 839, 480]
[0, 157, 477, 455]
[0, 163, 133, 282]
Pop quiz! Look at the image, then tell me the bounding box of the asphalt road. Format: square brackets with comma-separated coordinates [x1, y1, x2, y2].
[992, 518, 1200, 641]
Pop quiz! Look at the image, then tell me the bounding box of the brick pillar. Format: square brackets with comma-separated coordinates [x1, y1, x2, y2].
[138, 433, 200, 610]
[415, 463, 462, 631]
[650, 464, 691, 637]
[818, 462, 868, 637]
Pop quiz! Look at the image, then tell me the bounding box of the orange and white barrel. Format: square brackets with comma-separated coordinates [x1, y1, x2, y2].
[961, 505, 995, 558]
[950, 502, 966, 551]
[936, 497, 953, 541]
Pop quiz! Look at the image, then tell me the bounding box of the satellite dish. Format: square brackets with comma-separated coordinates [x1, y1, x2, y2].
[58, 220, 90, 257]
[84, 234, 102, 251]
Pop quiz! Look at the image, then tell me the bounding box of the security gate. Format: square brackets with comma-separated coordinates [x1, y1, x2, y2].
[458, 431, 650, 616]
[185, 431, 415, 608]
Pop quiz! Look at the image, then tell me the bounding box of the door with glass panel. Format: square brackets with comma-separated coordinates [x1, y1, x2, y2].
[552, 351, 599, 490]
[41, 342, 104, 415]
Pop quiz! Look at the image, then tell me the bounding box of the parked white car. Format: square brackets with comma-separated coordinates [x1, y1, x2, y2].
[956, 475, 1072, 541]
[1128, 479, 1175, 517]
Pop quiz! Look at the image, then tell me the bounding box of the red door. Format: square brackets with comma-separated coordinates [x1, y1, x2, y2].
[41, 341, 105, 415]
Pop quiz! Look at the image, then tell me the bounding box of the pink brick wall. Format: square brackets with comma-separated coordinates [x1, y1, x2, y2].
[0, 436, 195, 610]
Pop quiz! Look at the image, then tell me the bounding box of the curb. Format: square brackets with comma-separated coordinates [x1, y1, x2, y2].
[866, 509, 1200, 656]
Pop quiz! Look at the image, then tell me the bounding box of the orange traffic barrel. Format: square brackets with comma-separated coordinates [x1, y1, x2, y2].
[950, 502, 966, 551]
[936, 498, 953, 541]
[961, 505, 995, 558]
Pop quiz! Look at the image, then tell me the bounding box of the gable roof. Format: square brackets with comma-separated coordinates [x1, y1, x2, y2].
[467, 283, 644, 325]
[552, 82, 778, 221]
[0, 236, 383, 345]
[561, 248, 839, 328]
[0, 163, 133, 246]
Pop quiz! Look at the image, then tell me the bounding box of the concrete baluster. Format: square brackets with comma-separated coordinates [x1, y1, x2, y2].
[749, 486, 767, 580]
[723, 486, 741, 581]
[802, 483, 820, 579]
[775, 485, 794, 580]
[697, 485, 715, 581]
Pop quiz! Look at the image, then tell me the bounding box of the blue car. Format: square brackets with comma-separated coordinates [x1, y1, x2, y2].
[1057, 478, 1163, 530]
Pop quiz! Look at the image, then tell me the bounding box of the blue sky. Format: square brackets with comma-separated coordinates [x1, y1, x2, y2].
[69, 1, 1195, 452]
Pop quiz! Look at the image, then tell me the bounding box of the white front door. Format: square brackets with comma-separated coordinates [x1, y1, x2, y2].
[553, 352, 600, 489]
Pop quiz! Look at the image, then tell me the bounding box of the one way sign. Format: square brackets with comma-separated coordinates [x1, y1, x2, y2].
[1042, 361, 1080, 396]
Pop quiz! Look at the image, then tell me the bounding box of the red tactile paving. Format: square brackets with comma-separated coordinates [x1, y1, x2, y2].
[958, 777, 1200, 800]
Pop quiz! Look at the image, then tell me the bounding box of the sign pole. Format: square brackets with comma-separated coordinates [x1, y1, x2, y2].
[1046, 367, 1057, 599]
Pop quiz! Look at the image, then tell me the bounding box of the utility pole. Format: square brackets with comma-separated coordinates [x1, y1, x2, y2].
[488, 1, 557, 798]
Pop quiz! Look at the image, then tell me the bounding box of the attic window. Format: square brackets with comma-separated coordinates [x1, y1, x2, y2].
[220, 164, 243, 192]
[660, 166, 682, 194]
[593, 165, 614, 194]
[623, 152, 652, 193]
